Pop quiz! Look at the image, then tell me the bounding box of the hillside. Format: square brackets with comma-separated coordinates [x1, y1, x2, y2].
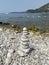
[26, 3, 49, 13]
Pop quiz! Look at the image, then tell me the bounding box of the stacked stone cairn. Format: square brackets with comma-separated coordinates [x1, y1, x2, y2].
[18, 27, 30, 56]
[5, 49, 14, 65]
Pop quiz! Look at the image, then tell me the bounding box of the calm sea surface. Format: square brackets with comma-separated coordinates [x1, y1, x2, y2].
[0, 12, 49, 30]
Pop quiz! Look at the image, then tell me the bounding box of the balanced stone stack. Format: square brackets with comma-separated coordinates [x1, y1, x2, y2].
[18, 27, 30, 56]
[5, 49, 14, 65]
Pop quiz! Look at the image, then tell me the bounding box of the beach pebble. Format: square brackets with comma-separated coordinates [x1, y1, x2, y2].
[0, 28, 49, 65]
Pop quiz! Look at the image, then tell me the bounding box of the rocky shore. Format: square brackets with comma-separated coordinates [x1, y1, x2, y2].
[0, 27, 49, 65]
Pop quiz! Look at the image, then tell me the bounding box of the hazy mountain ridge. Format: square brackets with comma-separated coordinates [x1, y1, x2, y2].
[26, 3, 49, 13]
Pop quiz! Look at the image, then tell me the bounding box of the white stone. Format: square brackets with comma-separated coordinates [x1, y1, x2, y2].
[7, 53, 12, 58]
[8, 49, 14, 53]
[21, 37, 29, 42]
[0, 28, 3, 31]
[5, 57, 12, 65]
[21, 44, 29, 49]
[18, 50, 27, 56]
[23, 27, 27, 31]
[13, 62, 18, 65]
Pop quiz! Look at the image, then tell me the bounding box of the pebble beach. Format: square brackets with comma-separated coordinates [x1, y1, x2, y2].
[0, 27, 49, 65]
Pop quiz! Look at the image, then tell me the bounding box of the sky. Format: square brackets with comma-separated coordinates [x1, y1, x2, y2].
[0, 0, 49, 13]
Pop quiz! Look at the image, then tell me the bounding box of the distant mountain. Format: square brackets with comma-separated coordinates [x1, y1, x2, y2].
[8, 12, 25, 14]
[26, 3, 49, 13]
[8, 12, 19, 14]
[8, 3, 49, 13]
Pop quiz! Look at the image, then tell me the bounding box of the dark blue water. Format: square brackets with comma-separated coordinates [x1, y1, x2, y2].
[0, 12, 49, 29]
